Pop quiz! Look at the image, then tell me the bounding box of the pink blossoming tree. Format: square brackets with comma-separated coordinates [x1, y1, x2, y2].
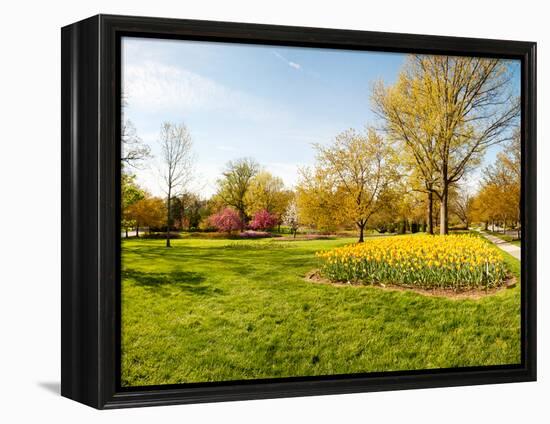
[208, 207, 243, 234]
[249, 209, 278, 231]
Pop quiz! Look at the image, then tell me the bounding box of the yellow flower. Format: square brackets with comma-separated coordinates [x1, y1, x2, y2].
[317, 234, 506, 289]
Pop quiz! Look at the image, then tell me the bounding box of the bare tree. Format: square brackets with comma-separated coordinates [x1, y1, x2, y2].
[121, 120, 151, 168]
[158, 122, 194, 247]
[121, 92, 151, 169]
[452, 189, 473, 229]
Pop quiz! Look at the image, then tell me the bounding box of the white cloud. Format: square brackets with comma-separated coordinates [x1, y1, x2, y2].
[124, 61, 211, 110]
[123, 61, 279, 122]
[273, 51, 302, 71]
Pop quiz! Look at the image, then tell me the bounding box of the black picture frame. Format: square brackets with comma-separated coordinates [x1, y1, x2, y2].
[61, 14, 537, 409]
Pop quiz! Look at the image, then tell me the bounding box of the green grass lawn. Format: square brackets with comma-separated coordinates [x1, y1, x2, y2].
[121, 235, 521, 387]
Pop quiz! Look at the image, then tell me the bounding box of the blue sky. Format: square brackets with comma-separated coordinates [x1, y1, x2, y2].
[122, 37, 520, 197]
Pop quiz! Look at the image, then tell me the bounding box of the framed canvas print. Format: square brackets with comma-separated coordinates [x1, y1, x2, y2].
[61, 14, 537, 409]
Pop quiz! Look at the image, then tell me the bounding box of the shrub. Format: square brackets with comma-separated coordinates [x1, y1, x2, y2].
[208, 208, 243, 233]
[316, 234, 506, 290]
[249, 209, 278, 231]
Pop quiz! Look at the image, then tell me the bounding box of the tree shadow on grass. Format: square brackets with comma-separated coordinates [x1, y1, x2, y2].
[122, 269, 222, 296]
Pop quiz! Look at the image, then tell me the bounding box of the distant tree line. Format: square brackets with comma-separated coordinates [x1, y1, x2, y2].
[121, 55, 520, 244]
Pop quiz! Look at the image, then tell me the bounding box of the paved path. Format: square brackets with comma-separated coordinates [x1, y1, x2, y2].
[478, 230, 521, 261]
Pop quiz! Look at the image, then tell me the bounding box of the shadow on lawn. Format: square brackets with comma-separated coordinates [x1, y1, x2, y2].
[122, 269, 222, 296]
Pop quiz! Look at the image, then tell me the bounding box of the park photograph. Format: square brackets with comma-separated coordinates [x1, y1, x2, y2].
[120, 36, 522, 387]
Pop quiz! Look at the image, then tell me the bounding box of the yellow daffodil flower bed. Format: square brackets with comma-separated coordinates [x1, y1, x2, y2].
[316, 234, 507, 290]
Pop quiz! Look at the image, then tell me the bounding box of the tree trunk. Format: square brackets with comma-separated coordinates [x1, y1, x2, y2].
[485, 221, 488, 231]
[293, 229, 297, 239]
[136, 223, 139, 238]
[239, 210, 246, 231]
[125, 228, 128, 238]
[439, 186, 449, 235]
[166, 190, 172, 248]
[427, 191, 434, 234]
[358, 223, 365, 243]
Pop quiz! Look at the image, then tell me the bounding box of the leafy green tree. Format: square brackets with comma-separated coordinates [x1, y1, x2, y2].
[245, 171, 291, 216]
[296, 168, 348, 233]
[126, 196, 166, 235]
[297, 128, 398, 242]
[121, 173, 145, 237]
[216, 158, 259, 230]
[171, 193, 208, 230]
[473, 131, 521, 236]
[373, 55, 519, 234]
[185, 195, 208, 230]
